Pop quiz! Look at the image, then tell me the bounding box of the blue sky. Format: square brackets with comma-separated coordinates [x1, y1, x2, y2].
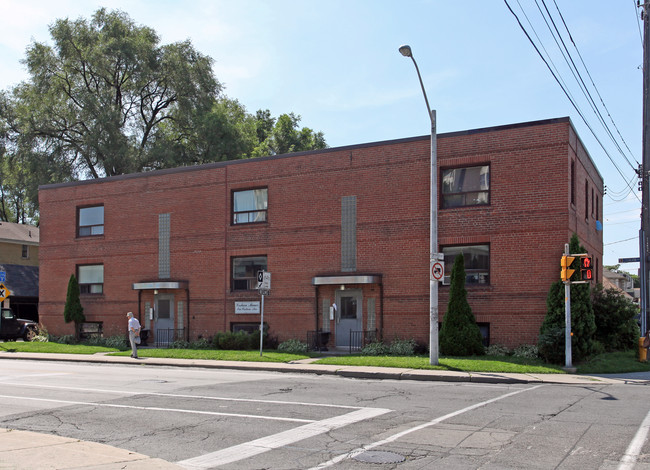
[0, 1, 642, 272]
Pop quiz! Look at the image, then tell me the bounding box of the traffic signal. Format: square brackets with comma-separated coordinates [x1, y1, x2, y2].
[580, 256, 593, 281]
[561, 255, 575, 282]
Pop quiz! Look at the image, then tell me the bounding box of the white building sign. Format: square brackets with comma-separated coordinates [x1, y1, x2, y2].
[235, 301, 261, 314]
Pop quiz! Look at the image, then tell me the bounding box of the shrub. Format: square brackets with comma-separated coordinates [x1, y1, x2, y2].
[216, 331, 254, 350]
[170, 340, 191, 349]
[50, 334, 77, 344]
[513, 344, 539, 359]
[30, 324, 49, 343]
[591, 284, 640, 351]
[537, 326, 564, 364]
[84, 335, 128, 349]
[388, 338, 417, 356]
[439, 253, 485, 356]
[361, 341, 388, 356]
[277, 339, 309, 354]
[486, 344, 511, 356]
[189, 338, 212, 349]
[539, 234, 596, 362]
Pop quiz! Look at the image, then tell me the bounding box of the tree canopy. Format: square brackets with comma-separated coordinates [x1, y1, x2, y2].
[0, 8, 327, 223]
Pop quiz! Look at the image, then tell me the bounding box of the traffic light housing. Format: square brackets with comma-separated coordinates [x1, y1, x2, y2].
[580, 256, 593, 281]
[561, 255, 576, 282]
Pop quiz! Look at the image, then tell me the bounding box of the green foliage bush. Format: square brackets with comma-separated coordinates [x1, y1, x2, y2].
[361, 341, 389, 356]
[169, 340, 191, 349]
[63, 274, 85, 326]
[439, 253, 485, 356]
[513, 344, 539, 359]
[30, 324, 49, 343]
[214, 331, 255, 350]
[591, 284, 640, 351]
[486, 344, 511, 356]
[537, 326, 564, 364]
[277, 339, 309, 354]
[388, 338, 417, 356]
[539, 235, 596, 363]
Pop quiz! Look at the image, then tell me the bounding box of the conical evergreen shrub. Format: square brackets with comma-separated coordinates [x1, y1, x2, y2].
[439, 253, 485, 356]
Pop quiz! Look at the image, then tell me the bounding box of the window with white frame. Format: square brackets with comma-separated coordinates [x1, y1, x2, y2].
[233, 188, 268, 224]
[442, 165, 490, 209]
[78, 264, 104, 294]
[231, 256, 267, 291]
[442, 245, 490, 285]
[78, 205, 104, 237]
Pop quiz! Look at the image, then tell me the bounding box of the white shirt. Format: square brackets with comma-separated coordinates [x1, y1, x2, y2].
[128, 317, 141, 333]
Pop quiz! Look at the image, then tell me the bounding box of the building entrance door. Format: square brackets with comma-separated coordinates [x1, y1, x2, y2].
[154, 294, 175, 346]
[335, 289, 362, 348]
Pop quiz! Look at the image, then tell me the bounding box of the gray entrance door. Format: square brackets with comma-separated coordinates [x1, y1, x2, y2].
[335, 289, 362, 347]
[154, 295, 175, 346]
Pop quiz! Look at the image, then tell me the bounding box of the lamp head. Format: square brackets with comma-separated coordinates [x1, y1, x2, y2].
[399, 45, 412, 57]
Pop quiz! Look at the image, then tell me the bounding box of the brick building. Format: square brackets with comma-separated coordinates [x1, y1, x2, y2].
[38, 117, 603, 348]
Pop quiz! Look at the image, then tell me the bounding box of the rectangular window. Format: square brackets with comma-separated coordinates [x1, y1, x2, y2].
[442, 245, 490, 285]
[585, 180, 589, 220]
[78, 205, 104, 237]
[232, 256, 267, 291]
[233, 188, 268, 224]
[442, 165, 490, 209]
[78, 264, 104, 294]
[21, 245, 29, 259]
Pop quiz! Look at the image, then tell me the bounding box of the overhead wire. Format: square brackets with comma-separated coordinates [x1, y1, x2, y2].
[504, 0, 641, 202]
[551, 0, 638, 168]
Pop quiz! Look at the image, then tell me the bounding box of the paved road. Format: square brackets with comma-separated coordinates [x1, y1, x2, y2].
[0, 357, 649, 469]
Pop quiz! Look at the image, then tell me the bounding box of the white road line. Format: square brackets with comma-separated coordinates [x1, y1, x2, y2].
[1, 382, 361, 409]
[618, 407, 650, 470]
[307, 384, 545, 470]
[0, 394, 314, 424]
[176, 406, 391, 470]
[0, 373, 68, 380]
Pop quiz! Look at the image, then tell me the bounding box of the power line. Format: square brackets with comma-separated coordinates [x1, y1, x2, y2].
[504, 0, 641, 201]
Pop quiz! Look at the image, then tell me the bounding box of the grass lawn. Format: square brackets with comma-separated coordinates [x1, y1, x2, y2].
[108, 348, 310, 363]
[0, 341, 119, 355]
[314, 354, 565, 374]
[2, 340, 649, 375]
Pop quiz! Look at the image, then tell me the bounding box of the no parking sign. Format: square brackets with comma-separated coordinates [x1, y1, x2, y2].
[430, 261, 444, 281]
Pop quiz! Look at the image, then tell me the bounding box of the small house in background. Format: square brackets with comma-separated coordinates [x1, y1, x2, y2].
[603, 268, 637, 304]
[37, 117, 603, 349]
[0, 221, 39, 321]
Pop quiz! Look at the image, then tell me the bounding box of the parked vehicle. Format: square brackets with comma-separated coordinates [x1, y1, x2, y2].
[0, 308, 37, 341]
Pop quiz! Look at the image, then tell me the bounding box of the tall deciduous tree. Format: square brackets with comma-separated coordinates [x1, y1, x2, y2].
[1, 9, 327, 221]
[16, 8, 220, 179]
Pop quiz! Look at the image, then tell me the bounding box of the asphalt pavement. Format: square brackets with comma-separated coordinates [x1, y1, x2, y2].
[0, 350, 648, 470]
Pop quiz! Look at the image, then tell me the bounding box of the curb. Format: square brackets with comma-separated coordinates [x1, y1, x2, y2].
[0, 351, 626, 385]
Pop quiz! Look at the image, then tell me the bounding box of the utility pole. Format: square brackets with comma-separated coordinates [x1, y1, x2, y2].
[641, 0, 650, 335]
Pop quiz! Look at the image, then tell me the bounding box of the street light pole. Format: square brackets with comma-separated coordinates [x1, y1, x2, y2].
[399, 44, 439, 365]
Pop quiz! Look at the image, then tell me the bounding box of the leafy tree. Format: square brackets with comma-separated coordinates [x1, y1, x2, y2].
[251, 112, 326, 157]
[14, 8, 220, 179]
[591, 284, 639, 351]
[538, 234, 596, 363]
[439, 253, 485, 356]
[63, 274, 85, 337]
[1, 9, 327, 219]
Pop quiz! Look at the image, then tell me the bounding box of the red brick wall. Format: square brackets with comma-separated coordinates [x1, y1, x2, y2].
[38, 118, 603, 347]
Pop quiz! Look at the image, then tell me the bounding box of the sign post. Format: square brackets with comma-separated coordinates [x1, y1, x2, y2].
[257, 271, 271, 356]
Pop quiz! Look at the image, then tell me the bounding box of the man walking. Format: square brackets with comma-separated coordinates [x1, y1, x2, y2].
[126, 312, 141, 358]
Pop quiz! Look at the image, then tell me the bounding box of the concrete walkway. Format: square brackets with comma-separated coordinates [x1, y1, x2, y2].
[0, 351, 648, 469]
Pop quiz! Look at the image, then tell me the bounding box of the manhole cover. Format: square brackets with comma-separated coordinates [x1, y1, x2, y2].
[352, 450, 405, 464]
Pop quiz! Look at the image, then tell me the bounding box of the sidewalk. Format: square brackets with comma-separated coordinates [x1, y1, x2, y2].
[0, 351, 648, 470]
